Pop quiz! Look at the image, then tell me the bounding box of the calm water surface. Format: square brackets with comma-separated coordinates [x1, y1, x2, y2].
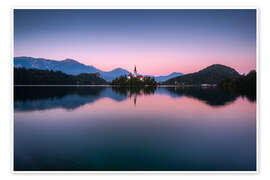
[14, 86, 256, 171]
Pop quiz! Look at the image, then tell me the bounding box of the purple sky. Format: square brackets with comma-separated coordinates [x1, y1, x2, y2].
[14, 9, 256, 75]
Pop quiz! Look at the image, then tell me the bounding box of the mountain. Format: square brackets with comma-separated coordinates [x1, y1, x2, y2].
[165, 64, 240, 85]
[14, 56, 183, 82]
[155, 72, 183, 82]
[101, 68, 130, 82]
[14, 57, 130, 82]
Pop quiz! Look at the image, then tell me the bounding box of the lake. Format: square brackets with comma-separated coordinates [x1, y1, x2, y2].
[14, 86, 256, 171]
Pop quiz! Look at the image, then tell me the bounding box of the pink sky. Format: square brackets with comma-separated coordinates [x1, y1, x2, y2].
[15, 50, 256, 76]
[14, 9, 256, 76]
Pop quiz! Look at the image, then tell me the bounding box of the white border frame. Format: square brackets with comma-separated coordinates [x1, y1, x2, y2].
[11, 7, 259, 174]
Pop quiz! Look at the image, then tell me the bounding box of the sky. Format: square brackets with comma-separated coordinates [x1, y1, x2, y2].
[14, 9, 256, 75]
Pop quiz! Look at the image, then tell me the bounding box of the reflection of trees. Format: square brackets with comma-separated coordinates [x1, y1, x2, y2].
[112, 86, 156, 96]
[218, 70, 256, 102]
[111, 86, 255, 107]
[112, 86, 157, 106]
[111, 86, 242, 107]
[226, 90, 256, 102]
[14, 86, 255, 112]
[14, 86, 104, 102]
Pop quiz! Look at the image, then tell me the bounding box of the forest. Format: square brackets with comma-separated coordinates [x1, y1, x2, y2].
[14, 68, 108, 85]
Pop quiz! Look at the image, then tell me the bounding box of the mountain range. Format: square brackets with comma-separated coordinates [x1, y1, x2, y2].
[14, 57, 183, 82]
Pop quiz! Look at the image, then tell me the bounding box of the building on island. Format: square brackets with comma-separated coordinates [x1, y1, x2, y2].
[128, 73, 132, 79]
[127, 66, 143, 80]
[137, 75, 143, 80]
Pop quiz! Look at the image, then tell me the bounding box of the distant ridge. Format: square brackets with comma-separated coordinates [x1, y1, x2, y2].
[165, 64, 240, 85]
[61, 58, 81, 64]
[14, 57, 130, 82]
[14, 56, 183, 82]
[155, 72, 183, 82]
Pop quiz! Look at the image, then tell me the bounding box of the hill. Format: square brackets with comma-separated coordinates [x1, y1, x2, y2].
[165, 64, 240, 85]
[14, 68, 108, 85]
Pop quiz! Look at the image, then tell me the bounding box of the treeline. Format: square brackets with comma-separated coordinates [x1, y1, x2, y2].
[14, 68, 108, 85]
[111, 75, 157, 86]
[218, 70, 256, 100]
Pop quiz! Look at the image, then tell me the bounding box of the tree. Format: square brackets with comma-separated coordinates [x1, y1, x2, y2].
[111, 75, 157, 87]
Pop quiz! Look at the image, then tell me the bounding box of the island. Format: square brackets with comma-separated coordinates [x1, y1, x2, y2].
[111, 66, 157, 87]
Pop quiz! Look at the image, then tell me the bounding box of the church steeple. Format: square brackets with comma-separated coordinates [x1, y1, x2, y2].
[134, 65, 137, 77]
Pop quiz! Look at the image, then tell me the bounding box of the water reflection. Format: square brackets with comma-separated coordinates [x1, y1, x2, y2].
[112, 86, 156, 106]
[165, 87, 237, 106]
[14, 86, 255, 111]
[14, 86, 256, 171]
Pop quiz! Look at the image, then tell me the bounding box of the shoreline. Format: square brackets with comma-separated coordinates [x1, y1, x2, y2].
[14, 84, 217, 88]
[14, 84, 112, 87]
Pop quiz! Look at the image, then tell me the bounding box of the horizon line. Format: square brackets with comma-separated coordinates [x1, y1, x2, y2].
[14, 56, 255, 75]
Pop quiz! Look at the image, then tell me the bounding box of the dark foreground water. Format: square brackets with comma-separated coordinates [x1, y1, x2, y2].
[14, 86, 256, 171]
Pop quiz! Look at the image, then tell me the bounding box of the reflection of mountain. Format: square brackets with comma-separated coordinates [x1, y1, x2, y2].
[155, 87, 183, 98]
[15, 94, 96, 111]
[14, 86, 127, 111]
[14, 86, 250, 112]
[164, 87, 238, 106]
[111, 87, 239, 106]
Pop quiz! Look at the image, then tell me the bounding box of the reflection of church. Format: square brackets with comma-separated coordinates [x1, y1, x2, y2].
[126, 66, 145, 106]
[128, 66, 143, 80]
[133, 94, 137, 106]
[128, 91, 140, 106]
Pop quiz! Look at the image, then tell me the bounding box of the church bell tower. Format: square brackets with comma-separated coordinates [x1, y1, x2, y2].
[134, 65, 137, 77]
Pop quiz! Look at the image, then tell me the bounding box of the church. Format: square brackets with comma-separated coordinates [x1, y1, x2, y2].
[128, 66, 143, 80]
